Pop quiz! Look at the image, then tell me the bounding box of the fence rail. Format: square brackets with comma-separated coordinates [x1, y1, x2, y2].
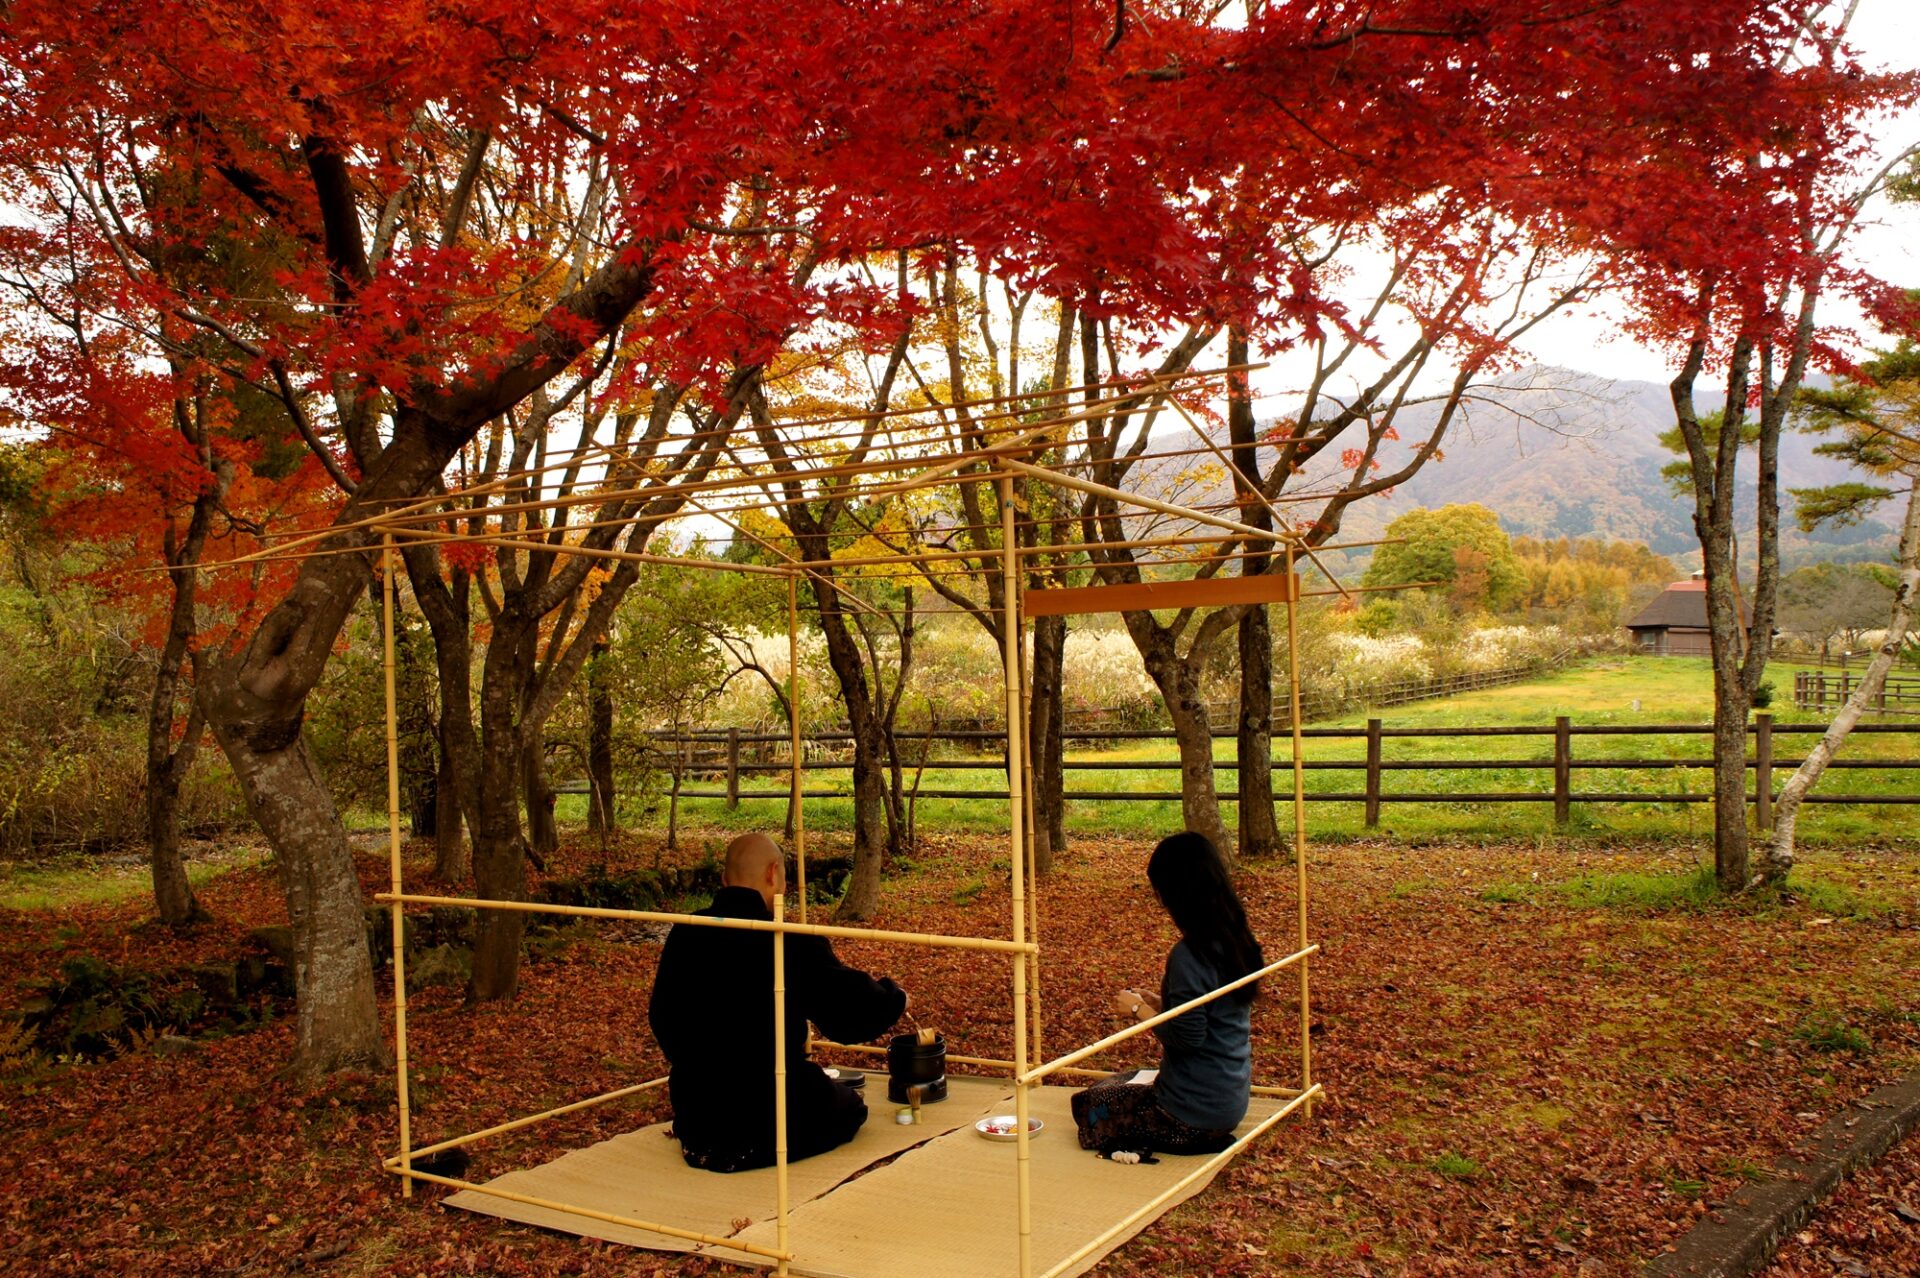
[561, 716, 1920, 826]
[1793, 670, 1920, 716]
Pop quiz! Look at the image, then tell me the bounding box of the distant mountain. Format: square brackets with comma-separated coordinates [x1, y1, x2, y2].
[1143, 366, 1897, 575]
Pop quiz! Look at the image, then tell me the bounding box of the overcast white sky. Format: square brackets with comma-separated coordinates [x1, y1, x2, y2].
[1505, 0, 1920, 384]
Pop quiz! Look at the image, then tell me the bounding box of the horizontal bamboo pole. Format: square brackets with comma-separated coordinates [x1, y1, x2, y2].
[388, 1165, 793, 1260]
[1020, 945, 1318, 1085]
[374, 892, 1036, 954]
[382, 1075, 669, 1168]
[809, 1040, 1304, 1097]
[382, 524, 794, 574]
[1035, 1085, 1322, 1278]
[1301, 578, 1445, 599]
[1000, 457, 1289, 546]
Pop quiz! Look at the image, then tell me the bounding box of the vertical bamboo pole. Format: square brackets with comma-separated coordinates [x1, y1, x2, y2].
[999, 477, 1033, 1278]
[381, 536, 414, 1197]
[773, 891, 790, 1275]
[1284, 544, 1312, 1119]
[1018, 600, 1044, 1065]
[788, 573, 807, 924]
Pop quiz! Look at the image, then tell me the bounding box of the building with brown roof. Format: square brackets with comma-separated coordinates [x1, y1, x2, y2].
[1626, 573, 1747, 656]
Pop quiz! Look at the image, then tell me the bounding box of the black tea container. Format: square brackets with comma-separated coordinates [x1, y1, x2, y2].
[886, 1031, 947, 1104]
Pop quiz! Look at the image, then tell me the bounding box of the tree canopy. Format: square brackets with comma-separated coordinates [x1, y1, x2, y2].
[1365, 504, 1528, 614]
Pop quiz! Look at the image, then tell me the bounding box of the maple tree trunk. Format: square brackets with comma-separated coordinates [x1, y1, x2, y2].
[148, 578, 209, 928]
[469, 610, 536, 1002]
[1127, 621, 1231, 857]
[524, 736, 559, 862]
[586, 639, 616, 834]
[202, 675, 386, 1075]
[1673, 347, 1756, 891]
[1225, 329, 1279, 859]
[403, 554, 478, 884]
[1766, 483, 1920, 881]
[146, 442, 227, 927]
[1236, 605, 1280, 860]
[146, 759, 201, 927]
[842, 717, 889, 919]
[432, 716, 468, 881]
[1027, 613, 1067, 875]
[193, 429, 449, 1074]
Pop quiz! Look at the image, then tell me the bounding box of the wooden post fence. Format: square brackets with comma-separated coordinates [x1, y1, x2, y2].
[1553, 716, 1572, 828]
[578, 719, 1920, 815]
[727, 728, 741, 810]
[1364, 718, 1383, 829]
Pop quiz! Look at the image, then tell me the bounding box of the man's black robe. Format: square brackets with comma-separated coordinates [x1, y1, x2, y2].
[648, 886, 907, 1172]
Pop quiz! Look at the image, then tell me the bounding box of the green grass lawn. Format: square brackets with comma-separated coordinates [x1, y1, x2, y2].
[572, 655, 1920, 846]
[0, 845, 272, 912]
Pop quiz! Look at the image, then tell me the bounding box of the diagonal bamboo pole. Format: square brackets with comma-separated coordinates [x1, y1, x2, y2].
[390, 1166, 793, 1260]
[999, 476, 1034, 1278]
[381, 1075, 668, 1167]
[381, 536, 414, 1198]
[998, 456, 1288, 545]
[807, 1039, 1305, 1097]
[373, 891, 1035, 952]
[1019, 945, 1319, 1084]
[1036, 1086, 1322, 1278]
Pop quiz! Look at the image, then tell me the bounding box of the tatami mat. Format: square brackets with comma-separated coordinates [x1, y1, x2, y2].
[444, 1078, 1286, 1276]
[442, 1076, 1008, 1253]
[732, 1086, 1285, 1278]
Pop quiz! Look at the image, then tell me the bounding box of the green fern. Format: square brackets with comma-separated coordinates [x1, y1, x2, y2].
[0, 1018, 37, 1070]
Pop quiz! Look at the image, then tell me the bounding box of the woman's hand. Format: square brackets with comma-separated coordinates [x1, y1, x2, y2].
[1113, 988, 1161, 1019]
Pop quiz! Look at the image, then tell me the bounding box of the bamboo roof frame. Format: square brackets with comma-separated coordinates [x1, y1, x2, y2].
[360, 364, 1363, 1277]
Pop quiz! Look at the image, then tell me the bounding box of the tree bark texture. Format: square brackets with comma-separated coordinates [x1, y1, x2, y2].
[401, 548, 478, 884]
[1672, 340, 1756, 890]
[1126, 617, 1232, 856]
[469, 601, 540, 1001]
[587, 639, 617, 834]
[523, 736, 559, 862]
[432, 714, 468, 881]
[1226, 329, 1280, 859]
[147, 452, 227, 928]
[1027, 612, 1067, 875]
[808, 564, 892, 920]
[202, 672, 385, 1077]
[1236, 603, 1279, 858]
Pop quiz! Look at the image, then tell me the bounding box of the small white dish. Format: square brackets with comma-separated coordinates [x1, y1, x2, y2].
[975, 1115, 1045, 1141]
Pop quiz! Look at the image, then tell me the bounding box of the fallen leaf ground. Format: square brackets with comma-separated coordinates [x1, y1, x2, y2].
[1, 832, 1915, 1277]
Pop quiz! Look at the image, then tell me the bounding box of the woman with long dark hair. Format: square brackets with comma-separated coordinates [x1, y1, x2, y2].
[1070, 830, 1264, 1160]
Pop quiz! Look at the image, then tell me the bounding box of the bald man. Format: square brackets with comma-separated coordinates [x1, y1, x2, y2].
[647, 833, 909, 1173]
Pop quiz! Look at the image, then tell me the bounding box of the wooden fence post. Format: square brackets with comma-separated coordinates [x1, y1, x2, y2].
[1553, 716, 1571, 829]
[726, 728, 741, 810]
[1754, 712, 1772, 829]
[1364, 718, 1383, 828]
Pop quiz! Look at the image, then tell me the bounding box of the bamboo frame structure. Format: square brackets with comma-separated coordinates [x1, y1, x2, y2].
[350, 365, 1349, 1277]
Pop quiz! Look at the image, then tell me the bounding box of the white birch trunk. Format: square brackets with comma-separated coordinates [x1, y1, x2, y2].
[1765, 481, 1920, 880]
